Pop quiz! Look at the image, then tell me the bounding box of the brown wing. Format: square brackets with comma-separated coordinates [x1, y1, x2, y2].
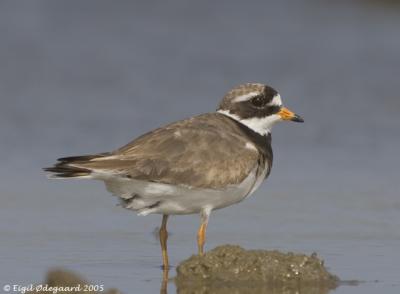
[73, 114, 259, 189]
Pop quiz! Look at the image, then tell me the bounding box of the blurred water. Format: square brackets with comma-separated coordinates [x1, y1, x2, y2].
[0, 1, 399, 293]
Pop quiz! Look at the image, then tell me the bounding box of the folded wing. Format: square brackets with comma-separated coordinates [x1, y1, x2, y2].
[44, 114, 260, 190]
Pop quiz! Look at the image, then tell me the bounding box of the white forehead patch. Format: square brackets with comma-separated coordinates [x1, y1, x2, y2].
[267, 94, 282, 107]
[232, 91, 260, 103]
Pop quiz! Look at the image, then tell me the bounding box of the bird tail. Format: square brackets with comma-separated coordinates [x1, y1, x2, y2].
[43, 153, 110, 179]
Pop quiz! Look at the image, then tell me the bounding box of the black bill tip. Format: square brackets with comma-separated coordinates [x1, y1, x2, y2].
[291, 114, 304, 123]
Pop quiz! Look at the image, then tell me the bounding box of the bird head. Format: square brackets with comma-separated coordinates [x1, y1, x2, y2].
[217, 83, 303, 135]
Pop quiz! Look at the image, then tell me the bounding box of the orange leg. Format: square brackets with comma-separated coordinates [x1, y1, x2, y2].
[159, 215, 169, 269]
[197, 223, 207, 255]
[197, 209, 211, 256]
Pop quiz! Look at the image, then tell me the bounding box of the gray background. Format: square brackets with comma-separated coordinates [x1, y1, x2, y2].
[0, 1, 399, 293]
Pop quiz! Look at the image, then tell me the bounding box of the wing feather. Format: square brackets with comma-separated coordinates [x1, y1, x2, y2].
[72, 114, 260, 189]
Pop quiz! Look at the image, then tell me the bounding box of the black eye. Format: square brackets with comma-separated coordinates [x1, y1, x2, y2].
[250, 95, 267, 108]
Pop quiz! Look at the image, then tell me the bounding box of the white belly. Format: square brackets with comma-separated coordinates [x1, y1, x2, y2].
[102, 165, 268, 216]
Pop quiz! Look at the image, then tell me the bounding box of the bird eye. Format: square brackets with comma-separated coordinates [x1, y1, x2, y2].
[250, 95, 267, 108]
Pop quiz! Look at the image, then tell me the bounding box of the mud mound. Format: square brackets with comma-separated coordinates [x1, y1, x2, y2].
[28, 269, 120, 294]
[176, 245, 338, 293]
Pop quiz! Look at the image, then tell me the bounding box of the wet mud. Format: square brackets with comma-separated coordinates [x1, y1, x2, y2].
[28, 245, 340, 294]
[28, 269, 120, 294]
[175, 245, 339, 294]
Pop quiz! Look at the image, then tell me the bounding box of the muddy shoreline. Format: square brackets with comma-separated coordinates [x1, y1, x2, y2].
[29, 245, 340, 294]
[175, 245, 339, 293]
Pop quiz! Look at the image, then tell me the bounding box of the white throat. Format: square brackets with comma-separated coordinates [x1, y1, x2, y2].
[218, 109, 281, 136]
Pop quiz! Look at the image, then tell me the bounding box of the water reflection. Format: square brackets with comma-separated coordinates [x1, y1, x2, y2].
[174, 280, 334, 294]
[34, 268, 335, 294]
[161, 267, 169, 294]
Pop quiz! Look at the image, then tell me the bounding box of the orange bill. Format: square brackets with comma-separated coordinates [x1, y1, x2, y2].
[278, 107, 304, 122]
